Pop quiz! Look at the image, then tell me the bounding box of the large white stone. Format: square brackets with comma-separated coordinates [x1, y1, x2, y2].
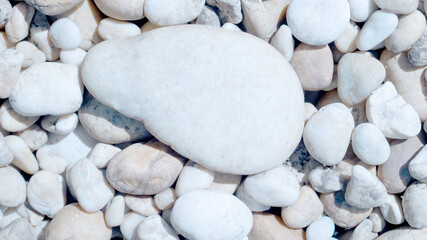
[81, 25, 304, 175]
[10, 62, 83, 117]
[366, 82, 421, 139]
[286, 0, 350, 45]
[170, 190, 252, 240]
[402, 182, 427, 228]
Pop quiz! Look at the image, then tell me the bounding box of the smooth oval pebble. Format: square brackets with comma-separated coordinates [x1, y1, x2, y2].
[348, 0, 377, 22]
[107, 140, 185, 195]
[306, 216, 335, 240]
[303, 103, 355, 165]
[373, 0, 418, 14]
[10, 62, 83, 117]
[24, 0, 84, 15]
[286, 0, 350, 45]
[248, 213, 305, 240]
[49, 18, 82, 50]
[170, 190, 252, 240]
[98, 18, 141, 40]
[0, 166, 26, 207]
[402, 182, 427, 228]
[94, 0, 145, 20]
[351, 123, 390, 165]
[144, 0, 205, 26]
[82, 25, 304, 175]
[408, 145, 427, 182]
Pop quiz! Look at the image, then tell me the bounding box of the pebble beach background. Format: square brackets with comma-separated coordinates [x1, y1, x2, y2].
[0, 0, 427, 239]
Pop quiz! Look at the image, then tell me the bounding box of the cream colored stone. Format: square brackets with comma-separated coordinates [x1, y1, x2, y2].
[105, 195, 125, 227]
[125, 195, 160, 217]
[369, 208, 386, 233]
[107, 140, 185, 195]
[0, 166, 26, 207]
[380, 49, 427, 121]
[337, 53, 385, 106]
[46, 204, 112, 240]
[349, 219, 377, 240]
[98, 18, 141, 40]
[385, 10, 426, 53]
[351, 123, 390, 165]
[304, 103, 317, 124]
[57, 0, 102, 50]
[94, 0, 144, 20]
[87, 143, 120, 169]
[375, 227, 427, 240]
[402, 182, 427, 228]
[5, 135, 38, 174]
[290, 43, 333, 91]
[248, 213, 305, 240]
[0, 100, 39, 132]
[175, 161, 214, 197]
[281, 186, 323, 229]
[0, 49, 24, 99]
[241, 0, 290, 41]
[244, 165, 300, 207]
[36, 147, 66, 174]
[144, 0, 204, 26]
[5, 2, 35, 43]
[334, 22, 359, 53]
[41, 113, 78, 135]
[304, 103, 355, 165]
[366, 82, 421, 139]
[270, 25, 294, 61]
[140, 21, 162, 33]
[321, 189, 372, 228]
[25, 0, 84, 15]
[378, 134, 425, 193]
[373, 0, 418, 14]
[27, 170, 67, 218]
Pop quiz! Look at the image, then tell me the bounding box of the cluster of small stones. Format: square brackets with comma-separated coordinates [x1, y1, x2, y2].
[0, 0, 426, 240]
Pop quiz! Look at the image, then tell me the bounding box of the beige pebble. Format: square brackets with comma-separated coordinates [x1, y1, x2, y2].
[0, 100, 39, 132]
[248, 212, 305, 240]
[304, 103, 317, 123]
[46, 203, 111, 240]
[334, 22, 359, 53]
[17, 124, 47, 151]
[5, 2, 35, 43]
[208, 172, 241, 194]
[154, 188, 177, 211]
[107, 140, 185, 195]
[98, 18, 141, 40]
[290, 43, 333, 91]
[36, 147, 66, 174]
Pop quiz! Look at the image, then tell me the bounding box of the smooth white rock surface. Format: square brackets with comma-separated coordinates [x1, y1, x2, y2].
[41, 113, 78, 135]
[98, 18, 141, 40]
[0, 49, 24, 99]
[286, 0, 350, 45]
[36, 147, 67, 174]
[144, 0, 205, 26]
[124, 195, 160, 217]
[0, 167, 26, 207]
[81, 25, 304, 175]
[175, 161, 215, 197]
[154, 188, 177, 211]
[380, 193, 405, 225]
[105, 195, 125, 228]
[0, 132, 13, 167]
[351, 123, 390, 165]
[402, 182, 427, 228]
[5, 3, 35, 43]
[348, 0, 377, 22]
[0, 100, 39, 132]
[87, 143, 120, 169]
[171, 190, 252, 240]
[59, 48, 86, 66]
[133, 215, 179, 240]
[306, 216, 335, 240]
[15, 41, 46, 69]
[409, 145, 427, 182]
[49, 18, 82, 50]
[270, 25, 294, 61]
[5, 135, 39, 174]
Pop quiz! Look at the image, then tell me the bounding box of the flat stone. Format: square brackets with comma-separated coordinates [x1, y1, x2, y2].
[78, 92, 151, 144]
[286, 0, 350, 45]
[25, 0, 84, 15]
[46, 204, 112, 240]
[337, 53, 385, 106]
[107, 140, 185, 195]
[170, 190, 252, 240]
[10, 62, 83, 117]
[303, 103, 354, 165]
[81, 25, 304, 175]
[94, 0, 145, 21]
[290, 43, 333, 91]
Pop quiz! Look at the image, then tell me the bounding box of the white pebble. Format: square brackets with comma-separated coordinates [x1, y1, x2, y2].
[5, 2, 35, 43]
[175, 161, 215, 197]
[409, 145, 427, 183]
[18, 124, 48, 151]
[235, 183, 270, 212]
[98, 18, 141, 40]
[5, 135, 39, 174]
[351, 123, 390, 165]
[154, 188, 177, 211]
[270, 25, 294, 61]
[124, 195, 160, 217]
[348, 0, 377, 22]
[0, 49, 24, 99]
[120, 212, 146, 240]
[379, 193, 405, 225]
[0, 166, 26, 207]
[15, 41, 46, 69]
[0, 132, 13, 167]
[306, 216, 335, 240]
[133, 215, 179, 240]
[0, 100, 39, 132]
[334, 22, 359, 53]
[27, 170, 67, 218]
[105, 195, 125, 227]
[49, 18, 82, 50]
[144, 0, 205, 26]
[208, 172, 241, 194]
[59, 48, 86, 66]
[87, 143, 120, 169]
[41, 113, 78, 135]
[402, 182, 427, 228]
[308, 167, 344, 193]
[36, 147, 66, 174]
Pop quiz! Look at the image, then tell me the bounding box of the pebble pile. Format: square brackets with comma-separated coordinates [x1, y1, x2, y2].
[0, 0, 426, 239]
